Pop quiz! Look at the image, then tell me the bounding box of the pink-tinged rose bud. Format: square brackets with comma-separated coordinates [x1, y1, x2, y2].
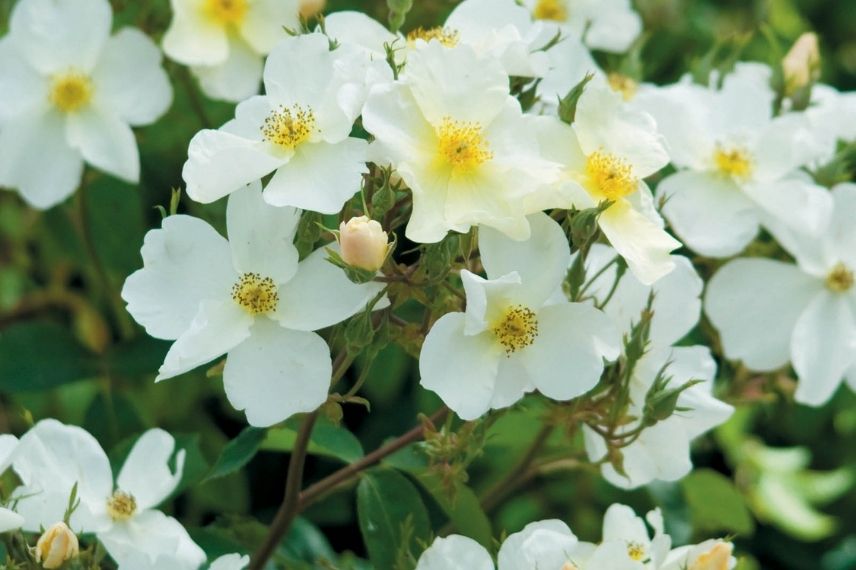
[783, 32, 820, 93]
[690, 541, 733, 570]
[300, 0, 325, 18]
[35, 522, 79, 569]
[339, 216, 389, 272]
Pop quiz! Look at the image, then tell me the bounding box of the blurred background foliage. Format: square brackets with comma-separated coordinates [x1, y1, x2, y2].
[1, 0, 856, 568]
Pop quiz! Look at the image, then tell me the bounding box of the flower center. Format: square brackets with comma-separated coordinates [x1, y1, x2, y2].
[204, 0, 248, 25]
[232, 272, 279, 315]
[584, 151, 637, 200]
[713, 146, 753, 179]
[627, 542, 646, 561]
[49, 72, 93, 113]
[533, 0, 567, 21]
[608, 72, 638, 101]
[436, 117, 493, 172]
[106, 491, 137, 522]
[492, 305, 538, 355]
[826, 262, 854, 293]
[261, 104, 317, 151]
[406, 26, 460, 47]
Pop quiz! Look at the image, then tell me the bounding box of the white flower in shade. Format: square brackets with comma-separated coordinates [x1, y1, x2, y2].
[0, 0, 172, 209]
[638, 63, 833, 258]
[437, 0, 549, 78]
[363, 41, 559, 243]
[536, 35, 601, 107]
[583, 345, 734, 488]
[12, 419, 204, 569]
[600, 505, 672, 568]
[325, 0, 549, 79]
[799, 84, 856, 165]
[705, 183, 856, 407]
[419, 213, 620, 420]
[579, 243, 703, 348]
[209, 554, 250, 570]
[533, 79, 680, 284]
[0, 434, 23, 533]
[162, 0, 299, 102]
[122, 183, 384, 426]
[416, 520, 641, 570]
[182, 33, 369, 213]
[524, 0, 642, 53]
[662, 540, 736, 570]
[123, 551, 249, 570]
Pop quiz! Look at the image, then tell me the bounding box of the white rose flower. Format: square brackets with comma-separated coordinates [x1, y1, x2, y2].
[416, 519, 642, 570]
[0, 435, 23, 533]
[0, 0, 172, 209]
[533, 79, 680, 285]
[419, 213, 620, 420]
[182, 33, 369, 213]
[705, 183, 856, 406]
[583, 345, 734, 488]
[12, 420, 204, 569]
[523, 0, 642, 53]
[638, 63, 834, 258]
[122, 183, 385, 426]
[162, 0, 299, 102]
[600, 505, 671, 568]
[363, 41, 560, 243]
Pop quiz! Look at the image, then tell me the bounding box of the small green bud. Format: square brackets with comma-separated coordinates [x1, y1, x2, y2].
[558, 73, 594, 124]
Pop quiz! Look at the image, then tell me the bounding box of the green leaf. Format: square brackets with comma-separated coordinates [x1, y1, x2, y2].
[104, 336, 170, 377]
[84, 176, 145, 278]
[262, 416, 363, 463]
[0, 320, 97, 393]
[385, 444, 492, 548]
[357, 468, 432, 570]
[204, 427, 267, 482]
[84, 392, 146, 452]
[681, 468, 755, 536]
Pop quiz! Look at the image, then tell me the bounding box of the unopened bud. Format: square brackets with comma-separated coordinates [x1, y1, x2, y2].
[339, 216, 390, 272]
[783, 32, 820, 94]
[690, 541, 733, 570]
[35, 522, 79, 569]
[300, 0, 325, 18]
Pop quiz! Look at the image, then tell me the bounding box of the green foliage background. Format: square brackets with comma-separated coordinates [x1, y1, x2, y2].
[1, 0, 856, 568]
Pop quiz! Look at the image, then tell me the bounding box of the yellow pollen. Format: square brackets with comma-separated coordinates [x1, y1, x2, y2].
[713, 146, 753, 179]
[436, 117, 492, 172]
[48, 72, 93, 113]
[232, 273, 279, 315]
[608, 72, 638, 101]
[106, 491, 137, 522]
[261, 104, 317, 151]
[406, 26, 460, 47]
[584, 151, 637, 200]
[627, 542, 646, 561]
[492, 305, 538, 355]
[533, 0, 567, 21]
[204, 0, 248, 25]
[826, 262, 854, 293]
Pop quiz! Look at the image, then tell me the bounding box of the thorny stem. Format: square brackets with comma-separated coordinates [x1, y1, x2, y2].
[249, 411, 319, 570]
[250, 406, 448, 570]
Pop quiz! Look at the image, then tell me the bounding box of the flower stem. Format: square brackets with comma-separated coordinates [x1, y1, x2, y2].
[248, 410, 319, 570]
[480, 423, 554, 512]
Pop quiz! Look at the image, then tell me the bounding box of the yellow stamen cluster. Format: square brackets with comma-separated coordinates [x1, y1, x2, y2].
[826, 262, 854, 293]
[627, 542, 646, 561]
[713, 146, 753, 180]
[492, 305, 539, 355]
[406, 26, 460, 48]
[584, 151, 637, 200]
[232, 273, 279, 315]
[608, 72, 638, 101]
[49, 72, 93, 113]
[106, 491, 137, 522]
[533, 0, 568, 21]
[436, 117, 493, 172]
[204, 0, 249, 25]
[261, 104, 317, 151]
